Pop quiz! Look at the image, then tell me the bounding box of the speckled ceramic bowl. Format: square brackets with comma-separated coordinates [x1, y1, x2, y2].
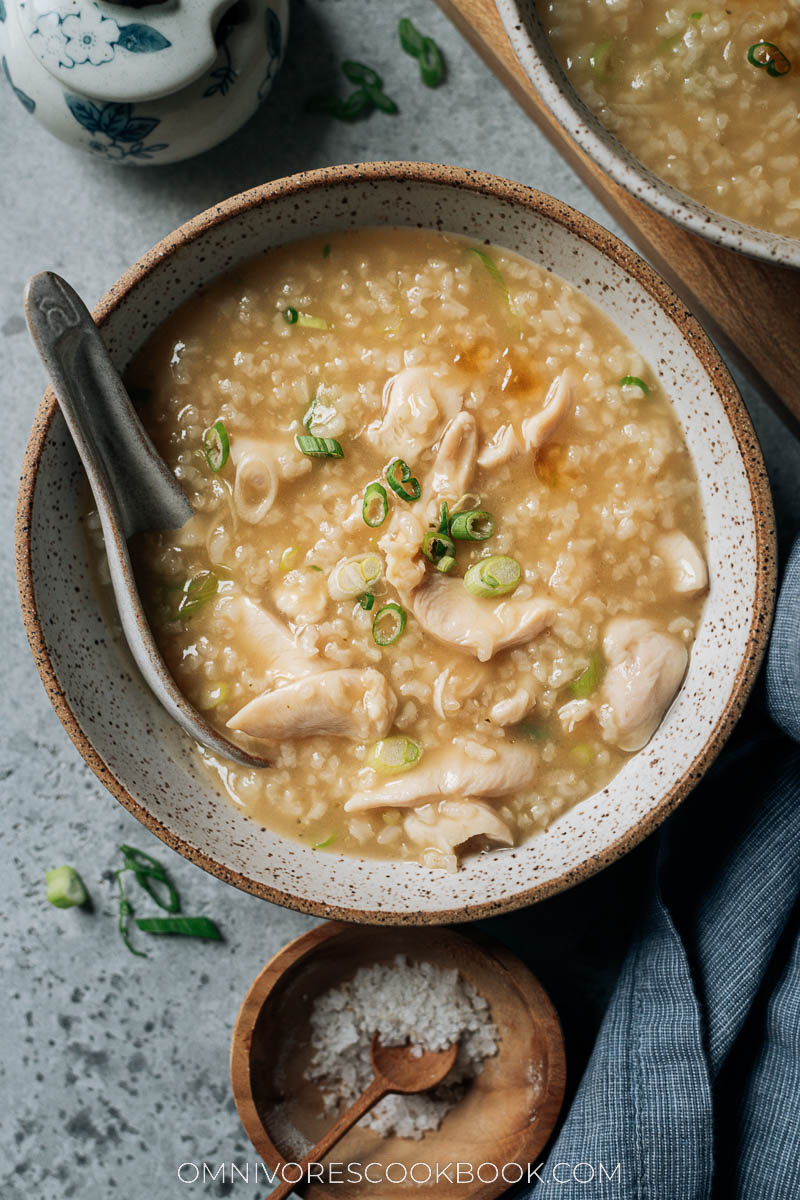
[16, 163, 776, 923]
[497, 0, 800, 269]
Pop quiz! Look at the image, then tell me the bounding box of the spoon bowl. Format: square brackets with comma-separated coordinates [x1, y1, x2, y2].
[24, 271, 270, 769]
[370, 1035, 458, 1094]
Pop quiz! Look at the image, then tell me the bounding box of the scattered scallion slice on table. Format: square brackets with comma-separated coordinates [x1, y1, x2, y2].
[398, 18, 445, 86]
[362, 481, 389, 527]
[134, 916, 222, 940]
[296, 434, 344, 458]
[620, 375, 649, 396]
[386, 458, 421, 501]
[463, 555, 521, 597]
[747, 41, 791, 77]
[203, 419, 229, 472]
[178, 570, 218, 619]
[570, 651, 604, 698]
[450, 509, 495, 541]
[46, 865, 88, 909]
[399, 16, 426, 57]
[369, 735, 422, 772]
[119, 844, 180, 912]
[342, 60, 382, 87]
[372, 602, 407, 646]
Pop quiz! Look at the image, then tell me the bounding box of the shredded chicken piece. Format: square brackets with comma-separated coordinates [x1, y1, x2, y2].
[404, 799, 514, 854]
[490, 687, 534, 726]
[364, 366, 466, 459]
[345, 741, 538, 811]
[228, 668, 397, 742]
[424, 411, 478, 508]
[557, 697, 594, 734]
[656, 532, 708, 595]
[599, 618, 688, 752]
[432, 662, 490, 719]
[410, 574, 556, 663]
[213, 595, 322, 684]
[477, 370, 574, 469]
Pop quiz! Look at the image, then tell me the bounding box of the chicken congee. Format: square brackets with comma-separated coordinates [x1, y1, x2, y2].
[117, 229, 707, 871]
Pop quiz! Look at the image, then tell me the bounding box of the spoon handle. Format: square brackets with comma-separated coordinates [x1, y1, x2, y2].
[24, 271, 192, 537]
[266, 1077, 388, 1200]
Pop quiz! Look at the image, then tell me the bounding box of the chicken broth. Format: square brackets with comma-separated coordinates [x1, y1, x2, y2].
[116, 228, 706, 871]
[538, 1, 800, 237]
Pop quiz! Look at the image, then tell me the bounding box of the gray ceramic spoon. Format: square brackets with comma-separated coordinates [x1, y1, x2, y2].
[24, 271, 271, 769]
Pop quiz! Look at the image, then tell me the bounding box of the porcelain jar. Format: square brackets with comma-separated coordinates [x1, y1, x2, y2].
[0, 0, 288, 164]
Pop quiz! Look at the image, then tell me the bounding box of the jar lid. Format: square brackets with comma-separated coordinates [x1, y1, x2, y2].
[16, 0, 234, 103]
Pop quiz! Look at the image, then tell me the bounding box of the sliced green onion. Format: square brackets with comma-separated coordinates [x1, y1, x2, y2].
[372, 602, 406, 646]
[297, 313, 331, 329]
[359, 592, 375, 611]
[322, 243, 331, 258]
[369, 735, 422, 772]
[570, 651, 604, 699]
[342, 60, 381, 87]
[362, 481, 389, 527]
[178, 570, 218, 619]
[135, 916, 222, 940]
[329, 554, 383, 599]
[463, 555, 521, 597]
[364, 83, 399, 113]
[333, 89, 372, 120]
[747, 41, 791, 77]
[309, 564, 323, 572]
[46, 866, 88, 909]
[571, 743, 596, 765]
[689, 11, 703, 18]
[284, 306, 298, 324]
[399, 16, 426, 57]
[438, 501, 450, 534]
[313, 834, 335, 850]
[517, 723, 549, 742]
[467, 246, 514, 313]
[437, 555, 456, 574]
[620, 375, 650, 395]
[418, 36, 445, 86]
[280, 546, 298, 572]
[120, 844, 180, 912]
[450, 509, 495, 541]
[386, 458, 421, 502]
[296, 434, 344, 458]
[451, 492, 481, 515]
[203, 420, 229, 472]
[422, 529, 456, 566]
[589, 40, 613, 77]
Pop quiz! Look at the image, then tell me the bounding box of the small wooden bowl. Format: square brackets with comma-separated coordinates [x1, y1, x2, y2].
[230, 922, 566, 1199]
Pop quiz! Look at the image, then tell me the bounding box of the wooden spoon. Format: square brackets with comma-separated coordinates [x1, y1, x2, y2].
[266, 1035, 459, 1200]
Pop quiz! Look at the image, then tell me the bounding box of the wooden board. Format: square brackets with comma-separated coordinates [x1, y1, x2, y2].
[435, 0, 800, 433]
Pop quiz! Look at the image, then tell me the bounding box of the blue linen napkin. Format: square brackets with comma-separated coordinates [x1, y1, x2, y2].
[520, 538, 800, 1199]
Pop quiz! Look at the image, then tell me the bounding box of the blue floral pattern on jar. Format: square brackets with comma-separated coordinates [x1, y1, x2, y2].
[65, 96, 168, 161]
[31, 4, 170, 70]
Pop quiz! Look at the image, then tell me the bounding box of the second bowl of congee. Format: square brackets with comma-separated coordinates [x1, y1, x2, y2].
[500, 0, 800, 263]
[111, 226, 709, 874]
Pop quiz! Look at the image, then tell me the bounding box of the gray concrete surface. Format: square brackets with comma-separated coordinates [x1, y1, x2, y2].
[2, 2, 799, 1197]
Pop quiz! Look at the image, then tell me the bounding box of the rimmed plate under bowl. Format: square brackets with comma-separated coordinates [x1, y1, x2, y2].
[229, 922, 566, 1200]
[497, 0, 800, 269]
[16, 162, 776, 923]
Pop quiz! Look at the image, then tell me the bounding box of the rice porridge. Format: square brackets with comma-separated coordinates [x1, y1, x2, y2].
[538, 1, 800, 237]
[116, 228, 707, 871]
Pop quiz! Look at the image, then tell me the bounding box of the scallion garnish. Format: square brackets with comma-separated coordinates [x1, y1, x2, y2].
[313, 834, 335, 849]
[359, 592, 375, 611]
[372, 602, 407, 646]
[322, 243, 332, 258]
[198, 681, 230, 710]
[620, 375, 650, 395]
[285, 308, 331, 329]
[422, 529, 456, 568]
[284, 306, 299, 324]
[570, 651, 604, 698]
[134, 916, 222, 940]
[120, 844, 180, 912]
[307, 60, 397, 121]
[689, 11, 703, 19]
[450, 509, 495, 541]
[463, 555, 521, 597]
[437, 555, 456, 574]
[747, 41, 791, 77]
[363, 481, 389, 527]
[203, 419, 230, 472]
[296, 434, 344, 458]
[343, 60, 381, 87]
[330, 554, 382, 599]
[398, 18, 445, 86]
[178, 571, 218, 620]
[589, 40, 613, 78]
[467, 246, 515, 314]
[46, 865, 88, 909]
[280, 546, 298, 572]
[368, 735, 422, 772]
[386, 458, 421, 502]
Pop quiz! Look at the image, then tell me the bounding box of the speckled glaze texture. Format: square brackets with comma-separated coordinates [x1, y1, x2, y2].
[15, 163, 777, 924]
[497, 0, 800, 269]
